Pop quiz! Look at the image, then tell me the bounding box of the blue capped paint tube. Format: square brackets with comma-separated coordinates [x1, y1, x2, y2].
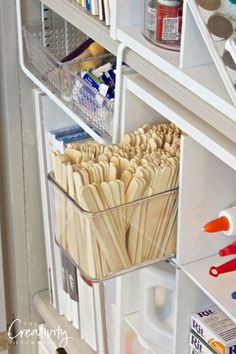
[81, 71, 114, 100]
[92, 63, 113, 78]
[101, 69, 116, 90]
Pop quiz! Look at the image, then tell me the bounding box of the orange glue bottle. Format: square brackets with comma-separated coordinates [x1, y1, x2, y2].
[203, 207, 236, 236]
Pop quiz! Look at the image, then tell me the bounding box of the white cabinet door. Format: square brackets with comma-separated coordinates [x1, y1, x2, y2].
[0, 222, 8, 354]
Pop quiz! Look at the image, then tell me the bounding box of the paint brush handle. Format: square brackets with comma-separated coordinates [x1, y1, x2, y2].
[232, 291, 236, 300]
[209, 258, 236, 277]
[219, 241, 236, 257]
[61, 38, 94, 62]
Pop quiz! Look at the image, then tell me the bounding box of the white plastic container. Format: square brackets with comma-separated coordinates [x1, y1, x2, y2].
[139, 262, 176, 352]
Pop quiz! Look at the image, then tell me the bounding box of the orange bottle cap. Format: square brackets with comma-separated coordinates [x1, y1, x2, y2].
[202, 216, 230, 233]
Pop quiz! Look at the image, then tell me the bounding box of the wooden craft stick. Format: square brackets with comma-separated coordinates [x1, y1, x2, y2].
[119, 157, 130, 175]
[72, 168, 90, 273]
[134, 163, 155, 263]
[100, 181, 126, 265]
[159, 197, 178, 257]
[120, 170, 133, 193]
[95, 163, 104, 183]
[83, 163, 94, 184]
[78, 185, 121, 273]
[51, 153, 62, 244]
[109, 162, 117, 181]
[65, 148, 82, 164]
[92, 181, 130, 267]
[61, 161, 68, 250]
[66, 164, 80, 264]
[73, 170, 84, 197]
[125, 176, 146, 203]
[157, 158, 179, 256]
[141, 166, 161, 260]
[134, 186, 153, 265]
[116, 179, 126, 245]
[152, 191, 177, 258]
[143, 165, 171, 259]
[99, 161, 109, 182]
[126, 177, 146, 262]
[80, 168, 90, 185]
[98, 154, 109, 162]
[78, 185, 131, 273]
[83, 216, 100, 279]
[163, 217, 177, 257]
[109, 180, 126, 244]
[100, 182, 121, 235]
[149, 165, 176, 258]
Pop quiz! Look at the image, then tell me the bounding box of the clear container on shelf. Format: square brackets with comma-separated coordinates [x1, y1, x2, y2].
[23, 20, 115, 137]
[141, 0, 183, 51]
[48, 171, 178, 282]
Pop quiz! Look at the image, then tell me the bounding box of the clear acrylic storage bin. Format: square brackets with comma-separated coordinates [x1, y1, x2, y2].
[48, 171, 178, 282]
[23, 21, 115, 137]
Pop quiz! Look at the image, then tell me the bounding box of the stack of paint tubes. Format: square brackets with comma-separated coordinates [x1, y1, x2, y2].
[61, 39, 128, 136]
[49, 122, 180, 280]
[190, 305, 236, 354]
[61, 40, 121, 103]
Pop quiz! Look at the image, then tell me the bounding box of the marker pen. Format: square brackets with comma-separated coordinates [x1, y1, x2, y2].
[56, 348, 67, 354]
[209, 258, 236, 277]
[81, 71, 114, 99]
[219, 241, 236, 257]
[203, 207, 236, 236]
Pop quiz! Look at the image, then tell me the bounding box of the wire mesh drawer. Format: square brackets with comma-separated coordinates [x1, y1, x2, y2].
[48, 171, 178, 282]
[23, 21, 114, 137]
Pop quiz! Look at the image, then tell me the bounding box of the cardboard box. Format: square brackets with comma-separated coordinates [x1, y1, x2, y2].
[191, 306, 236, 354]
[190, 347, 200, 354]
[190, 331, 217, 354]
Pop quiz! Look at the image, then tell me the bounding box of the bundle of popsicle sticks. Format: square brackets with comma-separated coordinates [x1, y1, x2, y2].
[51, 122, 181, 280]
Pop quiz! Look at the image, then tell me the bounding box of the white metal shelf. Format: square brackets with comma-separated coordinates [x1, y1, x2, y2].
[182, 254, 236, 324]
[22, 64, 108, 143]
[117, 24, 236, 122]
[39, 0, 118, 55]
[28, 0, 236, 147]
[33, 290, 95, 354]
[125, 312, 172, 354]
[16, 0, 109, 143]
[123, 73, 236, 171]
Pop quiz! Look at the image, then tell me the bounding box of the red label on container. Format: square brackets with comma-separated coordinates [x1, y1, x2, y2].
[156, 3, 182, 42]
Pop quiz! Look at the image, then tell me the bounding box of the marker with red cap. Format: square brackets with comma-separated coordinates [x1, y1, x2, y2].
[209, 258, 236, 277]
[219, 241, 236, 257]
[203, 207, 236, 236]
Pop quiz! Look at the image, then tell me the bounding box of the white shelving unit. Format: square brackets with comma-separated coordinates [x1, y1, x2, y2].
[13, 1, 236, 354]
